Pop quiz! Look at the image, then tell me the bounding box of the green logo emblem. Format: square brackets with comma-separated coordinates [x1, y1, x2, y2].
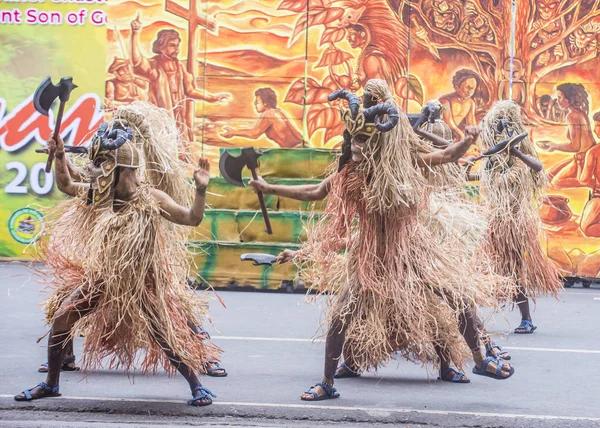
[8, 208, 43, 245]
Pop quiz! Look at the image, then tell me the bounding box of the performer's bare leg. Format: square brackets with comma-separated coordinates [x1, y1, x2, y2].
[514, 285, 537, 334]
[38, 336, 78, 373]
[458, 305, 512, 377]
[185, 317, 227, 377]
[515, 287, 532, 322]
[475, 314, 511, 360]
[300, 316, 347, 400]
[334, 343, 361, 378]
[435, 345, 470, 383]
[151, 330, 213, 406]
[16, 288, 97, 400]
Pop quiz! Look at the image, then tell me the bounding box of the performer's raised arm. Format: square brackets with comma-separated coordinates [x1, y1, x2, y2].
[510, 146, 544, 172]
[249, 175, 333, 202]
[51, 136, 87, 197]
[417, 126, 480, 168]
[150, 158, 210, 226]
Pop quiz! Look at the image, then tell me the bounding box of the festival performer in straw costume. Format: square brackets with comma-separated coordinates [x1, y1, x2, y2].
[34, 104, 227, 378]
[472, 100, 562, 334]
[411, 106, 515, 363]
[323, 104, 515, 381]
[250, 79, 514, 400]
[15, 103, 222, 406]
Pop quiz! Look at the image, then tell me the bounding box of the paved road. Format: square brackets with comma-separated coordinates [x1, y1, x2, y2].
[1, 262, 599, 427]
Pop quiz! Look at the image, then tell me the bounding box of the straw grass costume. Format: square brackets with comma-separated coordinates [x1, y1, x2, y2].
[29, 103, 220, 390]
[478, 101, 562, 330]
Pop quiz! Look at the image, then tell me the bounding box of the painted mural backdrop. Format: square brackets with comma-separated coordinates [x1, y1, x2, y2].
[0, 1, 106, 258]
[104, 0, 600, 280]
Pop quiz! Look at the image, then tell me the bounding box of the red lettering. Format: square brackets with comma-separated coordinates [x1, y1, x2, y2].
[0, 94, 104, 152]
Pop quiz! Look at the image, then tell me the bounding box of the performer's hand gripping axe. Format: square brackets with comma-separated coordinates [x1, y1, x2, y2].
[33, 76, 78, 172]
[219, 147, 273, 234]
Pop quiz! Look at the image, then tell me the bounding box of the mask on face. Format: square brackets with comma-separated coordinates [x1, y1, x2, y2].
[87, 121, 139, 207]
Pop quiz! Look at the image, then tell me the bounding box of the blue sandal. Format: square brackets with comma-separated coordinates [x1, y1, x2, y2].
[301, 381, 340, 401]
[439, 367, 470, 383]
[206, 361, 228, 377]
[515, 320, 537, 334]
[38, 356, 80, 373]
[486, 344, 511, 361]
[188, 386, 216, 407]
[472, 356, 515, 380]
[14, 382, 61, 401]
[334, 363, 361, 379]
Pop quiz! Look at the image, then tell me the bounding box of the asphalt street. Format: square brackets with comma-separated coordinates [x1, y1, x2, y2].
[1, 262, 599, 427]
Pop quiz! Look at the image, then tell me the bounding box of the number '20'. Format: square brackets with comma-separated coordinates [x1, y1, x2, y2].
[5, 162, 54, 195]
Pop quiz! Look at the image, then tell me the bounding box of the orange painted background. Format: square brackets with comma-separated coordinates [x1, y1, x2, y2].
[106, 0, 600, 278]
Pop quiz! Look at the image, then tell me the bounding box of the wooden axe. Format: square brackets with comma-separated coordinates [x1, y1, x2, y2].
[470, 131, 528, 163]
[219, 147, 273, 234]
[33, 76, 78, 172]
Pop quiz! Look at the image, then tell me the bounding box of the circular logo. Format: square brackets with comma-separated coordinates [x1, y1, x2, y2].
[8, 208, 43, 245]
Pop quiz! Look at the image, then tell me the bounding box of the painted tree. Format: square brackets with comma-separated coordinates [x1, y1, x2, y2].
[278, 0, 424, 147]
[405, 0, 600, 121]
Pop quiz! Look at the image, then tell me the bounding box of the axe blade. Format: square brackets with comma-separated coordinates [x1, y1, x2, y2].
[33, 76, 78, 117]
[240, 253, 278, 266]
[483, 132, 528, 156]
[33, 77, 56, 116]
[219, 150, 246, 187]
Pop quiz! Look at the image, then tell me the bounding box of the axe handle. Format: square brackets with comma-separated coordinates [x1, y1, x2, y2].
[249, 167, 273, 235]
[45, 101, 66, 173]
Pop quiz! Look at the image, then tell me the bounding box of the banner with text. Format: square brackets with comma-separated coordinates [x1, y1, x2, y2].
[0, 0, 106, 258]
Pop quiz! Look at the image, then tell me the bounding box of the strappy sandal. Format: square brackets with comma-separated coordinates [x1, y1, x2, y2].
[206, 361, 228, 377]
[188, 386, 216, 407]
[487, 344, 511, 360]
[514, 320, 537, 334]
[334, 363, 361, 379]
[38, 356, 80, 373]
[439, 367, 470, 383]
[301, 381, 340, 401]
[472, 356, 515, 380]
[14, 382, 61, 401]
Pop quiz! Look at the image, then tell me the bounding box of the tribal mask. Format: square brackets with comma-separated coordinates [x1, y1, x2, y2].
[329, 88, 399, 171]
[87, 121, 138, 207]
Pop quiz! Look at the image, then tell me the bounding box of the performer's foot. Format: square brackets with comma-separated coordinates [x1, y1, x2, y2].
[334, 363, 361, 379]
[472, 356, 514, 380]
[206, 361, 227, 377]
[14, 382, 61, 401]
[439, 367, 470, 383]
[514, 320, 537, 334]
[188, 386, 216, 407]
[38, 355, 80, 373]
[300, 381, 340, 401]
[486, 344, 511, 361]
